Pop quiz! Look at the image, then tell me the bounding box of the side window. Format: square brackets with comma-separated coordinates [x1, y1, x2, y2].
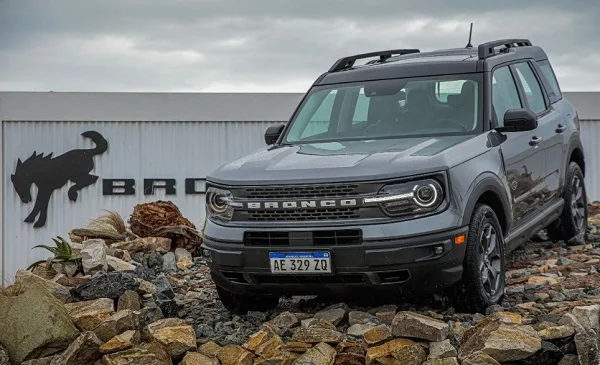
[435, 80, 466, 102]
[514, 62, 547, 114]
[492, 66, 522, 126]
[538, 60, 562, 100]
[352, 89, 369, 124]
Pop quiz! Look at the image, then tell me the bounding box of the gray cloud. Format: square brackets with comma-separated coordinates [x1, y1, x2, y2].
[0, 0, 598, 92]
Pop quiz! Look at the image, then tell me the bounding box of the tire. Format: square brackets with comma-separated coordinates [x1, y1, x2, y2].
[546, 162, 588, 245]
[453, 204, 506, 313]
[216, 285, 280, 315]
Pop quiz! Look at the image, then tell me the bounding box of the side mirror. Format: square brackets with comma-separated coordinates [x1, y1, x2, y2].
[264, 124, 285, 145]
[496, 108, 538, 133]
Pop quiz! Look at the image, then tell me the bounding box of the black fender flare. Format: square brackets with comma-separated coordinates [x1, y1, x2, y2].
[460, 173, 512, 234]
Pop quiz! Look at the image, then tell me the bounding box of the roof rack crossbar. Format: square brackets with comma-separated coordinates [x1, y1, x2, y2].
[328, 49, 420, 72]
[477, 39, 532, 59]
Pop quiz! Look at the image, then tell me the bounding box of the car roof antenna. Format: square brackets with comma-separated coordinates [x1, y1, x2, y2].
[466, 22, 474, 48]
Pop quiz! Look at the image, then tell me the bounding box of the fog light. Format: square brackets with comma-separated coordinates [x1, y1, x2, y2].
[433, 246, 444, 255]
[202, 249, 211, 261]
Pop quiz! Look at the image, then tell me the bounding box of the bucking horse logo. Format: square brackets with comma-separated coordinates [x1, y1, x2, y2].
[11, 131, 109, 228]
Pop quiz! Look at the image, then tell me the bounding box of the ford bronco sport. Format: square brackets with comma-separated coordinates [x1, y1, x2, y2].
[203, 39, 587, 314]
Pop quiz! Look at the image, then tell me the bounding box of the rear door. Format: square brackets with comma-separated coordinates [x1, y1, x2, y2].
[511, 61, 564, 205]
[492, 65, 546, 226]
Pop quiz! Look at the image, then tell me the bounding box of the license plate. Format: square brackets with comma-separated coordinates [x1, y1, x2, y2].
[269, 252, 332, 274]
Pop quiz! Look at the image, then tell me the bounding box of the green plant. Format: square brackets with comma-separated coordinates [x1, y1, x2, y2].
[27, 236, 80, 271]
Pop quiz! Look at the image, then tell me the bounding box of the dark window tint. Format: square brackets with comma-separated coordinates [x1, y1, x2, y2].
[492, 66, 522, 126]
[538, 60, 562, 100]
[514, 62, 547, 114]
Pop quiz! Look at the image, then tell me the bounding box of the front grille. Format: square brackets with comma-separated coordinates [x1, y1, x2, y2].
[252, 274, 366, 285]
[247, 207, 360, 221]
[245, 184, 359, 199]
[244, 229, 362, 246]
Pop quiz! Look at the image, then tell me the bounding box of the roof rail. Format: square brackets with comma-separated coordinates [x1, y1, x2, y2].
[478, 39, 532, 59]
[328, 49, 420, 72]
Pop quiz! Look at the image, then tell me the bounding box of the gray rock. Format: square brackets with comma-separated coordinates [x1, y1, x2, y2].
[347, 323, 377, 337]
[313, 307, 346, 326]
[506, 285, 525, 295]
[70, 271, 139, 301]
[162, 252, 177, 273]
[175, 248, 193, 269]
[106, 255, 136, 272]
[429, 339, 457, 359]
[575, 330, 600, 365]
[117, 290, 141, 311]
[267, 311, 299, 330]
[153, 274, 178, 317]
[392, 311, 449, 342]
[81, 239, 108, 275]
[348, 311, 379, 326]
[53, 331, 103, 365]
[571, 305, 600, 333]
[557, 354, 580, 365]
[292, 327, 344, 344]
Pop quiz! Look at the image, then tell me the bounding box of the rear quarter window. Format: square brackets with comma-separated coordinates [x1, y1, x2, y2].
[538, 60, 562, 103]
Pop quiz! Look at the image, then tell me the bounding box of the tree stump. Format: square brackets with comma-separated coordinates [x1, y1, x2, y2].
[128, 201, 202, 255]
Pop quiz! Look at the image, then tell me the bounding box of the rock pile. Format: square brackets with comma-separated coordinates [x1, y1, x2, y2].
[3, 202, 600, 364]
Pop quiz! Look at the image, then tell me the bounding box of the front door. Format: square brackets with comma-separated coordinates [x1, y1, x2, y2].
[511, 61, 564, 206]
[492, 65, 547, 226]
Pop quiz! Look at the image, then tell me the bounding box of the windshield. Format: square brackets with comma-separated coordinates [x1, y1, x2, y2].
[284, 73, 483, 144]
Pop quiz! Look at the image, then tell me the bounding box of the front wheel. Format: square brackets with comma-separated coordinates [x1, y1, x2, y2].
[546, 162, 588, 245]
[216, 285, 281, 315]
[452, 204, 505, 313]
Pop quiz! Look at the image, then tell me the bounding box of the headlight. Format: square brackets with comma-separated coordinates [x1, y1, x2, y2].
[206, 187, 236, 222]
[364, 178, 444, 217]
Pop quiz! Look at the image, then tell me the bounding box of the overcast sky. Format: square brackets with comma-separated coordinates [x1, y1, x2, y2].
[0, 0, 598, 92]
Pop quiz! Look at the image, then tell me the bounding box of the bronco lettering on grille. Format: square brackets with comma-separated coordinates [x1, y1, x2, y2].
[245, 199, 358, 210]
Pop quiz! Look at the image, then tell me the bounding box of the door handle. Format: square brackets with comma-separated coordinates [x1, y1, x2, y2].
[529, 136, 542, 147]
[556, 124, 567, 133]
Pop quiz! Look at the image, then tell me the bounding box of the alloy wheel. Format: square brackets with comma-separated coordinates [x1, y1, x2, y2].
[479, 223, 502, 297]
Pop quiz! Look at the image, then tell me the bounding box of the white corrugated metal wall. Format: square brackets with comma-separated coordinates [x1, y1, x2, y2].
[1, 120, 275, 284]
[580, 120, 600, 202]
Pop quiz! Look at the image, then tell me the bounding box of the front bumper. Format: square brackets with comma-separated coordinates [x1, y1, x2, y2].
[201, 221, 469, 298]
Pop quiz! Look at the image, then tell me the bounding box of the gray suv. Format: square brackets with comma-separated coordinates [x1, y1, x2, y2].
[202, 39, 587, 314]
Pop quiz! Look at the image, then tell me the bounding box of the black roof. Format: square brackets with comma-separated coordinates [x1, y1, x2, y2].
[316, 39, 549, 86]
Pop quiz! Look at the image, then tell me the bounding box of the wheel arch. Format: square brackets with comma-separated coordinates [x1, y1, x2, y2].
[461, 175, 512, 236]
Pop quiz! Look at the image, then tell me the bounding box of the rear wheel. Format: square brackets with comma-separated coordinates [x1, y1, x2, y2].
[546, 162, 587, 245]
[216, 285, 281, 315]
[453, 204, 505, 313]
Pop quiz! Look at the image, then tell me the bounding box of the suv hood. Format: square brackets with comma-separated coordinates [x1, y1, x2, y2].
[208, 135, 477, 185]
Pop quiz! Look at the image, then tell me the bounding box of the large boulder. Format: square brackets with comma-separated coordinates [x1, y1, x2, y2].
[14, 270, 72, 303]
[0, 283, 79, 364]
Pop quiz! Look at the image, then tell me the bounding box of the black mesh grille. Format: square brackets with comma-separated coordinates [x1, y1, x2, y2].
[245, 184, 359, 199]
[247, 208, 360, 221]
[252, 274, 366, 285]
[244, 229, 362, 246]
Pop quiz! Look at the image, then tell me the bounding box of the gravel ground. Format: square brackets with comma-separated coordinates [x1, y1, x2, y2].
[169, 221, 600, 347]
